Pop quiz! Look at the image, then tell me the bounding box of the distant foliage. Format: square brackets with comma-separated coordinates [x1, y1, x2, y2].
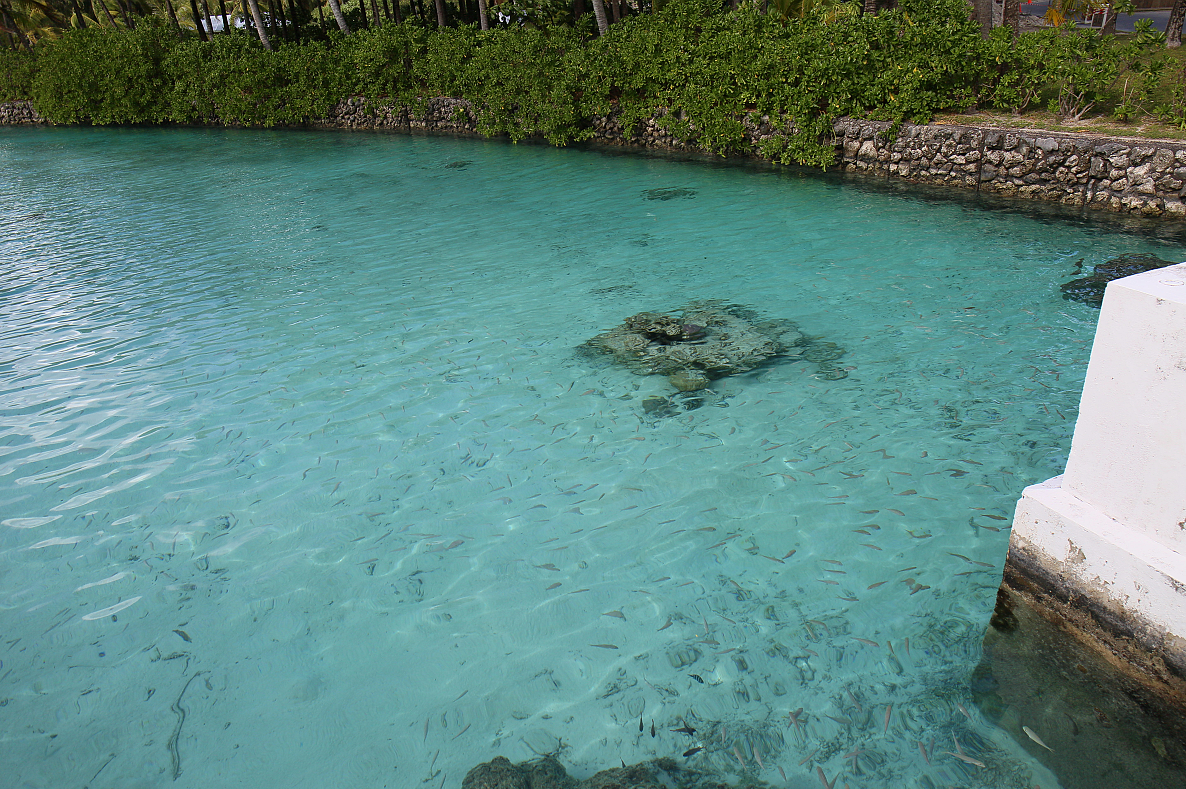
[0, 48, 35, 102]
[31, 22, 177, 124]
[0, 0, 1171, 163]
[165, 36, 346, 126]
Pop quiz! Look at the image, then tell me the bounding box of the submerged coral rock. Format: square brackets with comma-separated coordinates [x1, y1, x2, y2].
[461, 756, 577, 789]
[1060, 254, 1177, 307]
[669, 369, 711, 392]
[581, 301, 802, 382]
[462, 756, 746, 789]
[581, 301, 846, 391]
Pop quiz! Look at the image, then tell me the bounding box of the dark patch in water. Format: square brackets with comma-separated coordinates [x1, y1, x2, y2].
[642, 187, 696, 201]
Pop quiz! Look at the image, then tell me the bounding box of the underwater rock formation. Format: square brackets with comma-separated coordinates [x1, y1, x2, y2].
[581, 301, 846, 391]
[461, 756, 754, 789]
[1060, 254, 1177, 307]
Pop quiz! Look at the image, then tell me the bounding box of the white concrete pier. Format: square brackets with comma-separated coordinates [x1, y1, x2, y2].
[1005, 262, 1186, 698]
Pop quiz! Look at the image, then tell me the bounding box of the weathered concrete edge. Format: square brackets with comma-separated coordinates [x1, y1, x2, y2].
[4, 96, 1186, 218]
[1001, 516, 1186, 715]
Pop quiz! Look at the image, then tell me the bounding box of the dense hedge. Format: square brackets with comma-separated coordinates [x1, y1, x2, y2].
[1, 0, 1173, 166]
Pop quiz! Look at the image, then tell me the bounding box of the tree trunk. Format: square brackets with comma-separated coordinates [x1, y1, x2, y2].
[1, 1, 33, 48]
[273, 0, 290, 39]
[591, 0, 607, 34]
[391, 0, 400, 23]
[96, 0, 118, 26]
[118, 0, 135, 28]
[218, 0, 229, 31]
[863, 0, 876, 14]
[246, 0, 272, 48]
[1168, 0, 1185, 48]
[1101, 5, 1116, 35]
[370, 0, 380, 25]
[1003, 0, 1018, 36]
[68, 0, 88, 27]
[286, 0, 300, 39]
[967, 0, 991, 37]
[327, 0, 350, 31]
[189, 0, 209, 38]
[433, 0, 444, 26]
[162, 0, 181, 32]
[477, 0, 487, 28]
[200, 0, 215, 33]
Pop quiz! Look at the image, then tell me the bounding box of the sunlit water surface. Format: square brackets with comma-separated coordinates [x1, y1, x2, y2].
[2, 127, 1183, 789]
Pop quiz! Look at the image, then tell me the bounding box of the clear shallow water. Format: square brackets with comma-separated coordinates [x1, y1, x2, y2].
[1, 126, 1183, 789]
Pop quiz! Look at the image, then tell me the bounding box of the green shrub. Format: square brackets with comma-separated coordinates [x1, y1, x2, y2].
[30, 22, 179, 124]
[165, 35, 347, 126]
[0, 48, 36, 102]
[12, 0, 1166, 164]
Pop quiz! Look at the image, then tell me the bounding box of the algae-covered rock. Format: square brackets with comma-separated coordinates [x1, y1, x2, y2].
[582, 301, 800, 381]
[581, 301, 843, 392]
[1060, 254, 1177, 307]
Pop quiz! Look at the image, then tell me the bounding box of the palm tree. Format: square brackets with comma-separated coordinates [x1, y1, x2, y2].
[590, 0, 606, 34]
[326, 0, 348, 30]
[245, 0, 270, 47]
[476, 0, 486, 29]
[1168, 0, 1185, 47]
[1002, 0, 1017, 36]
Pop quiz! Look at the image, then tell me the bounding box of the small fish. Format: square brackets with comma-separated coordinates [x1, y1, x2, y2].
[173, 629, 192, 643]
[1022, 725, 1054, 752]
[590, 643, 619, 650]
[807, 619, 831, 635]
[943, 751, 986, 768]
[657, 617, 673, 631]
[867, 581, 887, 589]
[683, 746, 703, 757]
[546, 582, 562, 590]
[651, 720, 656, 738]
[817, 766, 838, 789]
[640, 715, 644, 732]
[884, 704, 893, 734]
[689, 674, 704, 684]
[672, 725, 696, 735]
[853, 637, 879, 647]
[798, 747, 819, 766]
[732, 744, 746, 767]
[603, 610, 626, 619]
[918, 740, 930, 765]
[782, 549, 797, 560]
[957, 702, 973, 721]
[778, 765, 787, 781]
[887, 508, 906, 516]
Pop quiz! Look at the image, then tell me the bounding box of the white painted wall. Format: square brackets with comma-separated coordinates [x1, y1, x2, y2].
[1012, 262, 1186, 653]
[1063, 265, 1186, 548]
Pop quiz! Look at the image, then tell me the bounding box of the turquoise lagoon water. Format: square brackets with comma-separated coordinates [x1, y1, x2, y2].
[1, 127, 1183, 789]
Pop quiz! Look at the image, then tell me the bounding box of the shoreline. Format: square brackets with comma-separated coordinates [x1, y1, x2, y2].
[8, 96, 1185, 220]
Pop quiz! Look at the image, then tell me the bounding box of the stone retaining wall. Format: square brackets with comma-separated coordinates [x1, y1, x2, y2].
[5, 96, 1185, 218]
[0, 100, 45, 125]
